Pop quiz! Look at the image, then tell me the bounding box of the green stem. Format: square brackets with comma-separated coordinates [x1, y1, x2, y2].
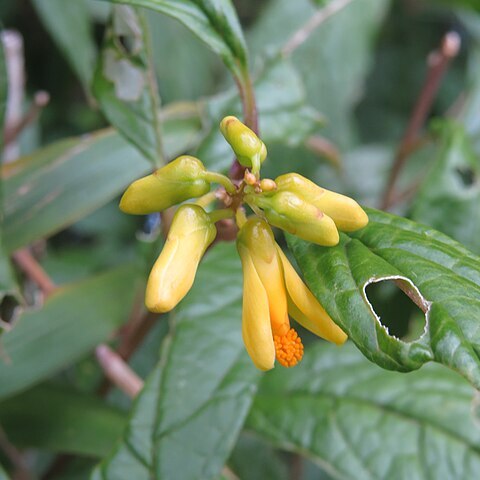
[209, 209, 234, 223]
[195, 191, 217, 208]
[235, 208, 248, 228]
[203, 171, 236, 194]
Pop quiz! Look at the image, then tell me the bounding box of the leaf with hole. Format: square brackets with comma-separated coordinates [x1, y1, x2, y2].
[103, 0, 247, 77]
[247, 342, 480, 480]
[93, 5, 163, 166]
[31, 0, 96, 91]
[0, 384, 125, 457]
[412, 122, 480, 255]
[0, 264, 141, 400]
[287, 208, 480, 389]
[92, 243, 261, 480]
[0, 247, 21, 335]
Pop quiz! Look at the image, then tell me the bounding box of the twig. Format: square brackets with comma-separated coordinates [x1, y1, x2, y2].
[380, 31, 461, 210]
[306, 135, 341, 171]
[12, 248, 56, 298]
[1, 30, 25, 163]
[0, 427, 32, 480]
[281, 0, 355, 56]
[3, 91, 50, 147]
[95, 344, 144, 398]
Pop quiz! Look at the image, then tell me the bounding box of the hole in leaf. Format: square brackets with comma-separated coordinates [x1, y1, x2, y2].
[455, 166, 476, 187]
[364, 279, 427, 341]
[0, 294, 21, 327]
[116, 34, 135, 55]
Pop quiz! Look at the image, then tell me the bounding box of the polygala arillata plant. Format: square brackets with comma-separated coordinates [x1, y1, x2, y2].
[120, 116, 367, 369]
[2, 1, 480, 479]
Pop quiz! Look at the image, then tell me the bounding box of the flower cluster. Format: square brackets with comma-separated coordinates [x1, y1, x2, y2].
[120, 116, 368, 370]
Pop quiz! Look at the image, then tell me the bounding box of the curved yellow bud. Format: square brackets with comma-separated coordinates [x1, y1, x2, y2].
[237, 217, 304, 369]
[237, 247, 275, 371]
[276, 246, 347, 345]
[275, 173, 368, 232]
[253, 191, 339, 246]
[237, 217, 289, 336]
[119, 156, 210, 215]
[145, 204, 216, 313]
[220, 116, 267, 171]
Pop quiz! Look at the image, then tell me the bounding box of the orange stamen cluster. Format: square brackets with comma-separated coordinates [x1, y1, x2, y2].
[274, 328, 304, 367]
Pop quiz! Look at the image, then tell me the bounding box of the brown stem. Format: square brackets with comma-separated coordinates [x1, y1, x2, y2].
[281, 0, 355, 56]
[0, 427, 32, 480]
[12, 248, 56, 298]
[95, 344, 144, 398]
[230, 69, 259, 181]
[3, 91, 50, 148]
[380, 31, 461, 210]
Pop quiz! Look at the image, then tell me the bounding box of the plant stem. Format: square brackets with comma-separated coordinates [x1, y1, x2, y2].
[235, 208, 247, 228]
[380, 31, 460, 210]
[281, 0, 355, 56]
[203, 171, 236, 194]
[95, 344, 144, 398]
[12, 248, 56, 297]
[209, 208, 234, 223]
[231, 68, 259, 180]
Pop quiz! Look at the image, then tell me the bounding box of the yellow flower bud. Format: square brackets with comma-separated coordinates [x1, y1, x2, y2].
[275, 173, 368, 232]
[275, 245, 347, 345]
[237, 217, 303, 370]
[253, 191, 339, 246]
[145, 204, 216, 313]
[119, 156, 211, 215]
[220, 116, 267, 172]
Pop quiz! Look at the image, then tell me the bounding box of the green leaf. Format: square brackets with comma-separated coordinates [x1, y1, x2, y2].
[93, 243, 261, 480]
[93, 6, 164, 166]
[147, 11, 220, 102]
[197, 58, 324, 171]
[0, 384, 126, 457]
[104, 0, 247, 76]
[0, 264, 141, 400]
[2, 106, 202, 253]
[0, 29, 7, 150]
[31, 0, 96, 91]
[247, 343, 480, 480]
[248, 0, 389, 147]
[412, 122, 480, 255]
[0, 246, 21, 334]
[288, 208, 480, 389]
[227, 434, 288, 480]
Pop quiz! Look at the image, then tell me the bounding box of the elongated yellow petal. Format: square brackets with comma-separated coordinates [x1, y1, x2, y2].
[145, 204, 216, 312]
[276, 245, 347, 345]
[238, 247, 275, 371]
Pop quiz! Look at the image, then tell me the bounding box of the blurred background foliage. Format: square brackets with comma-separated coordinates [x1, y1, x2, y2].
[1, 0, 480, 479]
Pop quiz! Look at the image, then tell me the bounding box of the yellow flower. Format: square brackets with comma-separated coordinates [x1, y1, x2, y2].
[119, 156, 210, 214]
[237, 217, 347, 370]
[145, 204, 216, 313]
